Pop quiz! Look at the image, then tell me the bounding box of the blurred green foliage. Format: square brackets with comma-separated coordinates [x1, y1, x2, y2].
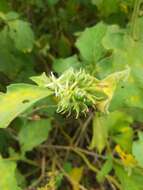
[1, 0, 143, 190]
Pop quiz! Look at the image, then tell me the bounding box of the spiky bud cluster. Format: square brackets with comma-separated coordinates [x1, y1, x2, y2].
[31, 67, 129, 118]
[46, 69, 107, 117]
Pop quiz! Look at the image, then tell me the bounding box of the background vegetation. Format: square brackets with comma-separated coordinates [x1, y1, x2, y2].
[1, 0, 143, 190]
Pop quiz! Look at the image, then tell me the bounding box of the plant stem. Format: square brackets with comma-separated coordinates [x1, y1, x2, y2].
[74, 113, 93, 146]
[131, 0, 142, 40]
[5, 156, 39, 167]
[73, 150, 122, 190]
[40, 144, 106, 159]
[46, 144, 121, 190]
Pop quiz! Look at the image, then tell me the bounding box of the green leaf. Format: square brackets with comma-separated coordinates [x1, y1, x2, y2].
[15, 169, 26, 189]
[89, 114, 108, 153]
[0, 158, 21, 190]
[19, 119, 52, 153]
[127, 108, 143, 123]
[114, 164, 143, 190]
[0, 84, 52, 128]
[102, 25, 125, 50]
[8, 20, 35, 52]
[31, 72, 50, 87]
[132, 132, 143, 168]
[75, 22, 107, 64]
[53, 55, 81, 74]
[112, 125, 133, 152]
[0, 28, 34, 80]
[5, 12, 19, 21]
[102, 24, 143, 111]
[46, 0, 59, 6]
[91, 0, 119, 17]
[91, 111, 133, 153]
[64, 162, 73, 173]
[103, 111, 133, 152]
[96, 155, 113, 182]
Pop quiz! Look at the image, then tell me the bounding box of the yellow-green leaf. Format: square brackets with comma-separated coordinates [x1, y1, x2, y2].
[0, 158, 21, 190]
[69, 167, 84, 190]
[89, 114, 108, 153]
[0, 84, 52, 128]
[97, 68, 130, 112]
